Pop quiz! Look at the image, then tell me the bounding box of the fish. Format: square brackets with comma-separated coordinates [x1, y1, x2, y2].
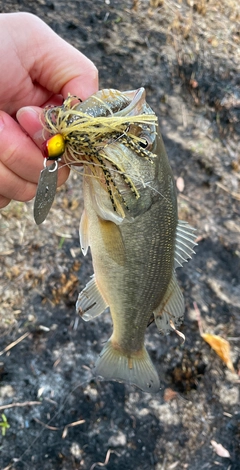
[42, 88, 197, 393]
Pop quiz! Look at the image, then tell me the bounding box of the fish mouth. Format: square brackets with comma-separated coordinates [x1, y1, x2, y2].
[113, 87, 146, 116]
[73, 87, 147, 118]
[42, 88, 157, 164]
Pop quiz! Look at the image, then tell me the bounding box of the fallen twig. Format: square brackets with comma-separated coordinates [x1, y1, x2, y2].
[193, 301, 203, 335]
[0, 332, 30, 356]
[33, 417, 86, 437]
[33, 417, 59, 431]
[216, 182, 240, 201]
[0, 401, 42, 411]
[62, 419, 85, 438]
[90, 449, 120, 470]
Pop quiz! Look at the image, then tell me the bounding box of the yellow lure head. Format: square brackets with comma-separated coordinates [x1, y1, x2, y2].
[42, 133, 65, 160]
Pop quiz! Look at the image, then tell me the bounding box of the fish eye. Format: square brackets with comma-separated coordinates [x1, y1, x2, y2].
[139, 134, 153, 151]
[139, 139, 148, 148]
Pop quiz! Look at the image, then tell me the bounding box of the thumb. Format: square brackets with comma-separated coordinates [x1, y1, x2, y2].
[17, 106, 70, 184]
[0, 110, 44, 184]
[0, 108, 69, 207]
[0, 110, 43, 206]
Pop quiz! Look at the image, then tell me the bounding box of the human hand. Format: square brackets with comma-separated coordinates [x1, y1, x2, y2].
[0, 12, 98, 208]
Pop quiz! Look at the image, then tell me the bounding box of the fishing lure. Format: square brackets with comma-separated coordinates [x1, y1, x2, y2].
[33, 91, 157, 224]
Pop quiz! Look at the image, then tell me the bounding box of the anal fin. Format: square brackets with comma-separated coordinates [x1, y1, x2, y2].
[154, 271, 184, 334]
[174, 220, 197, 268]
[76, 275, 108, 321]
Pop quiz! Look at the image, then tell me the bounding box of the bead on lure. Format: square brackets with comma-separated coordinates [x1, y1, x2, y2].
[42, 133, 66, 160]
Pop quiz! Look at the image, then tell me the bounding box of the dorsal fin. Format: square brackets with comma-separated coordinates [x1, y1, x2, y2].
[174, 220, 197, 269]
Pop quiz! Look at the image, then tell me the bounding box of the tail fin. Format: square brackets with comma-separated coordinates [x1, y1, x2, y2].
[94, 340, 160, 393]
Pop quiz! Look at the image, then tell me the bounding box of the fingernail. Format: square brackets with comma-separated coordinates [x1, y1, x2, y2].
[0, 115, 4, 132]
[16, 107, 44, 144]
[16, 106, 39, 120]
[33, 129, 44, 142]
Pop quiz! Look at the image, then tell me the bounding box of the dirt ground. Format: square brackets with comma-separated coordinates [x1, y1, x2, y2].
[0, 1, 239, 469]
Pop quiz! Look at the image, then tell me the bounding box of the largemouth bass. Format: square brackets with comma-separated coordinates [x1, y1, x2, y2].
[42, 88, 196, 393]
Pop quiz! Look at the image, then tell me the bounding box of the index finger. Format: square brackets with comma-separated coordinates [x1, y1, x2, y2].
[5, 13, 99, 101]
[26, 13, 99, 100]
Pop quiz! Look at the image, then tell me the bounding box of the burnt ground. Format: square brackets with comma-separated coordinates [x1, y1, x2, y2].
[0, 1, 239, 469]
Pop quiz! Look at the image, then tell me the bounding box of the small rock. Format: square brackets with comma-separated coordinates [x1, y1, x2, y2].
[108, 430, 127, 447]
[70, 442, 82, 460]
[0, 385, 15, 399]
[218, 385, 239, 406]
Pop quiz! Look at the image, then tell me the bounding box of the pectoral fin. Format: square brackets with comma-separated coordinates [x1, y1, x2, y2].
[79, 209, 89, 256]
[174, 220, 197, 269]
[98, 218, 125, 266]
[154, 271, 184, 333]
[76, 275, 108, 321]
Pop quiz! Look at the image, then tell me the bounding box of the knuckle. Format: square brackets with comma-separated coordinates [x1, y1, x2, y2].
[0, 133, 29, 169]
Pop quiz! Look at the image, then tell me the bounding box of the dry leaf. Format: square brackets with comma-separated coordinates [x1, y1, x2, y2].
[202, 333, 235, 373]
[211, 37, 219, 47]
[190, 79, 199, 89]
[194, 303, 235, 373]
[211, 440, 230, 458]
[163, 388, 178, 402]
[150, 0, 164, 7]
[168, 462, 179, 470]
[70, 199, 79, 211]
